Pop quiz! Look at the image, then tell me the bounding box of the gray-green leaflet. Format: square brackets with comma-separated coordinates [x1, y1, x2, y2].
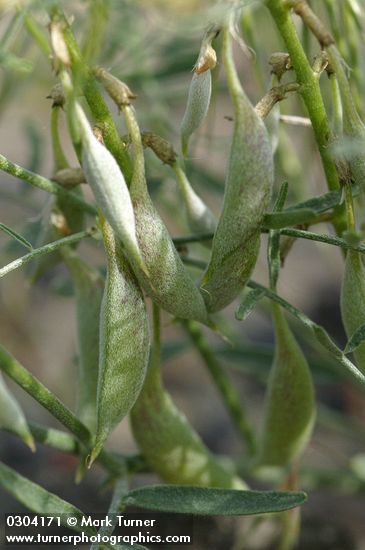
[0, 370, 34, 452]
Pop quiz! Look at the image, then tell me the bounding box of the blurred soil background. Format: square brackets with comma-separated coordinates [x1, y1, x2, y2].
[1, 1, 365, 548]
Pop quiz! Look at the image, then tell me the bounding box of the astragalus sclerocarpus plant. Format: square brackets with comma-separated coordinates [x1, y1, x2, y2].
[1, 0, 365, 548]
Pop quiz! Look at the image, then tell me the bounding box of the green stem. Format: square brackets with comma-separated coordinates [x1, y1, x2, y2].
[24, 422, 148, 473]
[326, 44, 364, 133]
[344, 182, 356, 231]
[179, 225, 365, 256]
[23, 14, 51, 56]
[329, 74, 343, 136]
[265, 1, 340, 193]
[0, 344, 91, 446]
[0, 229, 93, 278]
[52, 8, 133, 181]
[0, 154, 96, 215]
[182, 320, 257, 456]
[172, 233, 213, 245]
[0, 349, 138, 477]
[51, 107, 69, 171]
[278, 227, 365, 253]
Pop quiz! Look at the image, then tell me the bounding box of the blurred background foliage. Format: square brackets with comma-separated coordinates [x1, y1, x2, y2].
[1, 0, 365, 548]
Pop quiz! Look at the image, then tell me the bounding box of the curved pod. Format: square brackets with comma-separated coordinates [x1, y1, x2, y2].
[91, 220, 150, 463]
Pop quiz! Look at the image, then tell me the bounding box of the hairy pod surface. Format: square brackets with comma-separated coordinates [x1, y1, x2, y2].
[173, 163, 216, 244]
[61, 248, 104, 433]
[200, 27, 273, 312]
[181, 71, 212, 157]
[341, 250, 365, 373]
[0, 371, 34, 451]
[75, 104, 146, 275]
[91, 220, 150, 463]
[130, 358, 245, 489]
[259, 304, 315, 467]
[124, 107, 209, 324]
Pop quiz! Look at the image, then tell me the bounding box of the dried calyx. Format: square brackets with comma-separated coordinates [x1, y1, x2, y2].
[95, 68, 137, 110]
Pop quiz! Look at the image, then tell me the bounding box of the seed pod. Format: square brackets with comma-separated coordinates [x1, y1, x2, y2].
[173, 162, 216, 243]
[75, 103, 147, 276]
[327, 46, 365, 190]
[341, 250, 365, 373]
[90, 219, 150, 464]
[200, 26, 273, 312]
[60, 247, 104, 432]
[123, 105, 209, 324]
[180, 29, 218, 156]
[0, 372, 34, 451]
[259, 304, 315, 467]
[130, 309, 245, 489]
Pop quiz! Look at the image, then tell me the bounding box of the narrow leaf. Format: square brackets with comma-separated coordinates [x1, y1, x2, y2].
[0, 343, 91, 446]
[245, 281, 365, 387]
[268, 182, 288, 289]
[0, 230, 92, 278]
[0, 222, 33, 250]
[263, 208, 316, 229]
[0, 463, 143, 550]
[345, 322, 365, 354]
[289, 190, 342, 214]
[123, 485, 307, 516]
[235, 288, 266, 321]
[0, 462, 91, 531]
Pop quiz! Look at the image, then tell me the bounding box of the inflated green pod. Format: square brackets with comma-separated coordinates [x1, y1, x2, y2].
[123, 105, 209, 324]
[90, 219, 150, 464]
[130, 308, 245, 489]
[75, 103, 146, 276]
[200, 25, 273, 312]
[259, 304, 315, 467]
[341, 250, 365, 373]
[0, 371, 34, 451]
[61, 247, 104, 432]
[180, 28, 218, 157]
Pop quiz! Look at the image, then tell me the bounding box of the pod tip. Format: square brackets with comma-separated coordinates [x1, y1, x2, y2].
[87, 443, 102, 469]
[23, 432, 36, 453]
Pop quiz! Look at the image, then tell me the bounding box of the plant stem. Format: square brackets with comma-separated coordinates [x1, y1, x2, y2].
[51, 106, 69, 171]
[0, 349, 142, 477]
[344, 183, 356, 232]
[0, 154, 96, 215]
[51, 8, 133, 181]
[0, 344, 91, 446]
[265, 1, 340, 193]
[23, 14, 52, 56]
[172, 233, 214, 245]
[0, 229, 94, 278]
[182, 320, 257, 456]
[278, 227, 365, 253]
